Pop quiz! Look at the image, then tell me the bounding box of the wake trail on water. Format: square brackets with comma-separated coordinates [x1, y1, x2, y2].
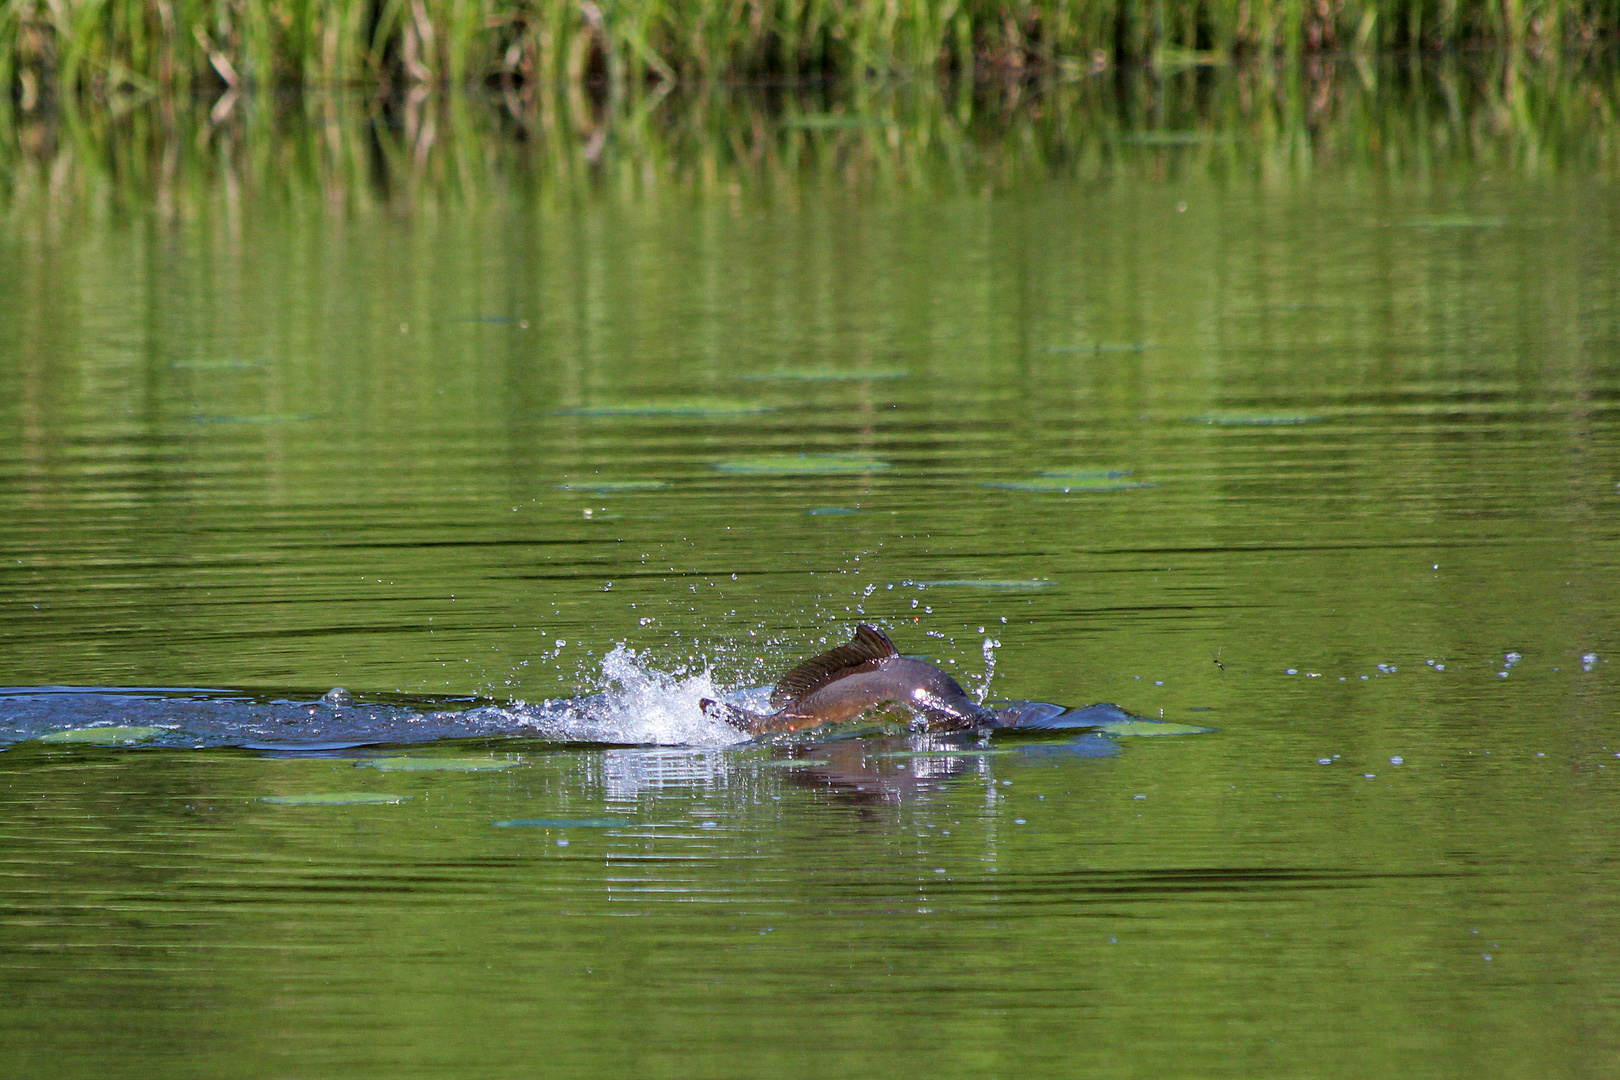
[0, 644, 759, 750]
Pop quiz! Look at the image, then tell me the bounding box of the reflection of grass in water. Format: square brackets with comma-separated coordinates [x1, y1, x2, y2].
[555, 398, 774, 416]
[260, 792, 410, 805]
[741, 368, 909, 381]
[5, 63, 1615, 226]
[716, 454, 889, 475]
[40, 726, 164, 744]
[986, 470, 1153, 492]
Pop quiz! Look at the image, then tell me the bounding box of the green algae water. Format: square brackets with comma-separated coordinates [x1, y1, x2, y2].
[2, 69, 1620, 1079]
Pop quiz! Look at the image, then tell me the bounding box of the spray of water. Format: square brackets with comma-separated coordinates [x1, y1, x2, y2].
[971, 637, 1002, 704]
[475, 645, 753, 747]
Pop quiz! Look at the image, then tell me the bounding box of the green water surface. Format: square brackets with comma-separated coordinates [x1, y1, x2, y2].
[1, 69, 1618, 1079]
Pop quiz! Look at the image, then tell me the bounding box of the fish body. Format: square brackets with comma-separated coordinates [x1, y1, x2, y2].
[703, 623, 998, 735]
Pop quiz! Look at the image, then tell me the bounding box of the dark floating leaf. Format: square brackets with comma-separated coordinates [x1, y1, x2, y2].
[807, 506, 859, 516]
[492, 817, 634, 828]
[716, 454, 889, 475]
[260, 792, 410, 805]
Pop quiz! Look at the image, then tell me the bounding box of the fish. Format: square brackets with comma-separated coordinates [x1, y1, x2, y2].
[701, 623, 999, 736]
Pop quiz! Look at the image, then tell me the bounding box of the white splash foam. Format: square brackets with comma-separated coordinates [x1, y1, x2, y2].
[971, 637, 1002, 704]
[472, 644, 750, 746]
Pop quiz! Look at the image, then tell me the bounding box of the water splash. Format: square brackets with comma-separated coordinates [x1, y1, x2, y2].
[971, 637, 1002, 704]
[472, 644, 748, 747]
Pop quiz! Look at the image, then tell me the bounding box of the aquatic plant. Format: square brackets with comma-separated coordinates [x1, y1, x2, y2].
[1, 0, 1614, 101]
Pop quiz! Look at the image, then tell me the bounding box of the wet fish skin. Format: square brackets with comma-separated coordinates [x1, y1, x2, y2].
[703, 624, 999, 736]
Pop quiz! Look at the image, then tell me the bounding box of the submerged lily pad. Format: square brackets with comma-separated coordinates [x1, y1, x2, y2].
[492, 817, 634, 828]
[556, 398, 774, 417]
[260, 792, 410, 805]
[807, 506, 859, 516]
[986, 470, 1154, 493]
[741, 368, 908, 382]
[556, 481, 669, 493]
[915, 578, 1054, 590]
[357, 756, 526, 772]
[1193, 411, 1318, 425]
[1094, 720, 1213, 737]
[716, 454, 889, 475]
[39, 725, 164, 745]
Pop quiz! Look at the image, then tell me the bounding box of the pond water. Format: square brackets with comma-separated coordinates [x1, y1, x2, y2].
[2, 69, 1619, 1078]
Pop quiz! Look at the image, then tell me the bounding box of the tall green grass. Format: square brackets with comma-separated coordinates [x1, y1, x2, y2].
[2, 0, 1617, 100]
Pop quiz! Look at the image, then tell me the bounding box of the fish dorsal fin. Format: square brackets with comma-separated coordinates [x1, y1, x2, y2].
[770, 623, 899, 710]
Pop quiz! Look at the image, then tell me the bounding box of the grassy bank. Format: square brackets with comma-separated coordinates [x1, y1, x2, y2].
[2, 0, 1617, 102]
